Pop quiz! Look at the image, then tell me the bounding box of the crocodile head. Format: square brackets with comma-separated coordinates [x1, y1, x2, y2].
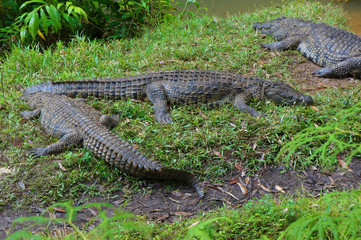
[253, 16, 298, 40]
[263, 81, 314, 106]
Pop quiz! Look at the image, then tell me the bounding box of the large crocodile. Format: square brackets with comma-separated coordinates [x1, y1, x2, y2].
[23, 70, 313, 124]
[20, 92, 204, 198]
[253, 17, 361, 78]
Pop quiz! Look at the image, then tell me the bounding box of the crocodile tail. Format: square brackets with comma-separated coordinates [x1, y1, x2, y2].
[161, 168, 204, 198]
[23, 77, 149, 100]
[22, 82, 53, 96]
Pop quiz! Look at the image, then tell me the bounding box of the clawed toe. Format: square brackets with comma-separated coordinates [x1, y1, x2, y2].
[29, 147, 47, 157]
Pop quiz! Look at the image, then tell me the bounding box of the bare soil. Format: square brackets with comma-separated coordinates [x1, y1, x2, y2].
[1, 59, 361, 239]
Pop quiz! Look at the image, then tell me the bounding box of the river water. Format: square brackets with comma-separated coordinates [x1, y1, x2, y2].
[188, 0, 361, 34]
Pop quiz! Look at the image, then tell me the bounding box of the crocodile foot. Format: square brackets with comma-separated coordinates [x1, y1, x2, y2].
[312, 68, 334, 78]
[30, 147, 48, 157]
[154, 112, 173, 124]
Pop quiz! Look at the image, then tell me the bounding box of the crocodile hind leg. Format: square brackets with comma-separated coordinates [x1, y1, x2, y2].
[145, 82, 173, 124]
[233, 93, 262, 117]
[262, 37, 300, 51]
[20, 109, 41, 119]
[30, 128, 84, 157]
[312, 57, 361, 78]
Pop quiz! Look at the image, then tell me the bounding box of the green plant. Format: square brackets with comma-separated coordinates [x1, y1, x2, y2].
[17, 0, 88, 43]
[276, 191, 361, 240]
[186, 217, 233, 239]
[7, 201, 153, 239]
[176, 0, 206, 19]
[276, 102, 361, 168]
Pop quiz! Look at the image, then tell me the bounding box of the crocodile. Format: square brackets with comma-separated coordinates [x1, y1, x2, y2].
[20, 92, 204, 198]
[23, 70, 314, 124]
[253, 16, 361, 78]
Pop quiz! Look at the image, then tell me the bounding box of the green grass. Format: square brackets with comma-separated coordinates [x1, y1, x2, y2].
[1, 0, 361, 238]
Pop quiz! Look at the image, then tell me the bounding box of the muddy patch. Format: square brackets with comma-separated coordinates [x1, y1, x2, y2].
[287, 58, 360, 90]
[2, 159, 361, 239]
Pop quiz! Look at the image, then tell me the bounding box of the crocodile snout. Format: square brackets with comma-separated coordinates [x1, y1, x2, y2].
[253, 22, 262, 30]
[302, 95, 314, 105]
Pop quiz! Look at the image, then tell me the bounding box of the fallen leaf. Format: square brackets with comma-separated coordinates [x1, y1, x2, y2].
[275, 185, 286, 193]
[329, 177, 335, 186]
[156, 213, 169, 222]
[88, 208, 97, 216]
[337, 155, 353, 172]
[252, 141, 258, 150]
[310, 166, 317, 171]
[213, 150, 223, 158]
[188, 221, 200, 229]
[175, 211, 193, 216]
[0, 167, 13, 175]
[228, 122, 236, 128]
[58, 162, 67, 171]
[132, 144, 141, 149]
[236, 182, 248, 196]
[54, 207, 66, 213]
[18, 181, 25, 190]
[234, 163, 243, 171]
[311, 106, 319, 111]
[171, 191, 182, 197]
[259, 184, 271, 192]
[229, 177, 239, 185]
[245, 176, 250, 185]
[169, 197, 180, 204]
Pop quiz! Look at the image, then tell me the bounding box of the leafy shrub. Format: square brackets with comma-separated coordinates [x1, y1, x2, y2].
[276, 102, 361, 168]
[0, 0, 203, 48]
[17, 0, 88, 43]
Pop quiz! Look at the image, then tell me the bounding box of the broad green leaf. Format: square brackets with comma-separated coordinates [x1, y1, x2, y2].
[73, 7, 88, 21]
[17, 12, 29, 21]
[40, 8, 49, 35]
[67, 5, 74, 16]
[62, 12, 69, 22]
[20, 25, 27, 42]
[46, 5, 61, 32]
[24, 10, 36, 25]
[28, 11, 40, 39]
[20, 0, 46, 10]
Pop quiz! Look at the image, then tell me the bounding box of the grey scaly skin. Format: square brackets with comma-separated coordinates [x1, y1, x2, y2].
[23, 70, 314, 124]
[253, 17, 361, 78]
[20, 92, 204, 198]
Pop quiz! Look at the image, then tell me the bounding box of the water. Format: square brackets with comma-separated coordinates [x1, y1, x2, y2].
[187, 0, 361, 34]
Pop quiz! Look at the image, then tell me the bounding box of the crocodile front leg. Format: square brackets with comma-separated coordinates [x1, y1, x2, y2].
[312, 57, 361, 78]
[262, 37, 300, 51]
[146, 82, 173, 124]
[30, 128, 84, 157]
[234, 93, 262, 117]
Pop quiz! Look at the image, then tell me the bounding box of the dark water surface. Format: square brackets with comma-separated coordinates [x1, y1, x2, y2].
[191, 0, 361, 34]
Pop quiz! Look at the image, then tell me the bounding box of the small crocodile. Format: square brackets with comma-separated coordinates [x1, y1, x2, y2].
[253, 17, 361, 78]
[20, 92, 204, 198]
[23, 70, 313, 124]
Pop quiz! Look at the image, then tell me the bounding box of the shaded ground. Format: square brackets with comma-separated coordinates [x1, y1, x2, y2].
[1, 59, 361, 239]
